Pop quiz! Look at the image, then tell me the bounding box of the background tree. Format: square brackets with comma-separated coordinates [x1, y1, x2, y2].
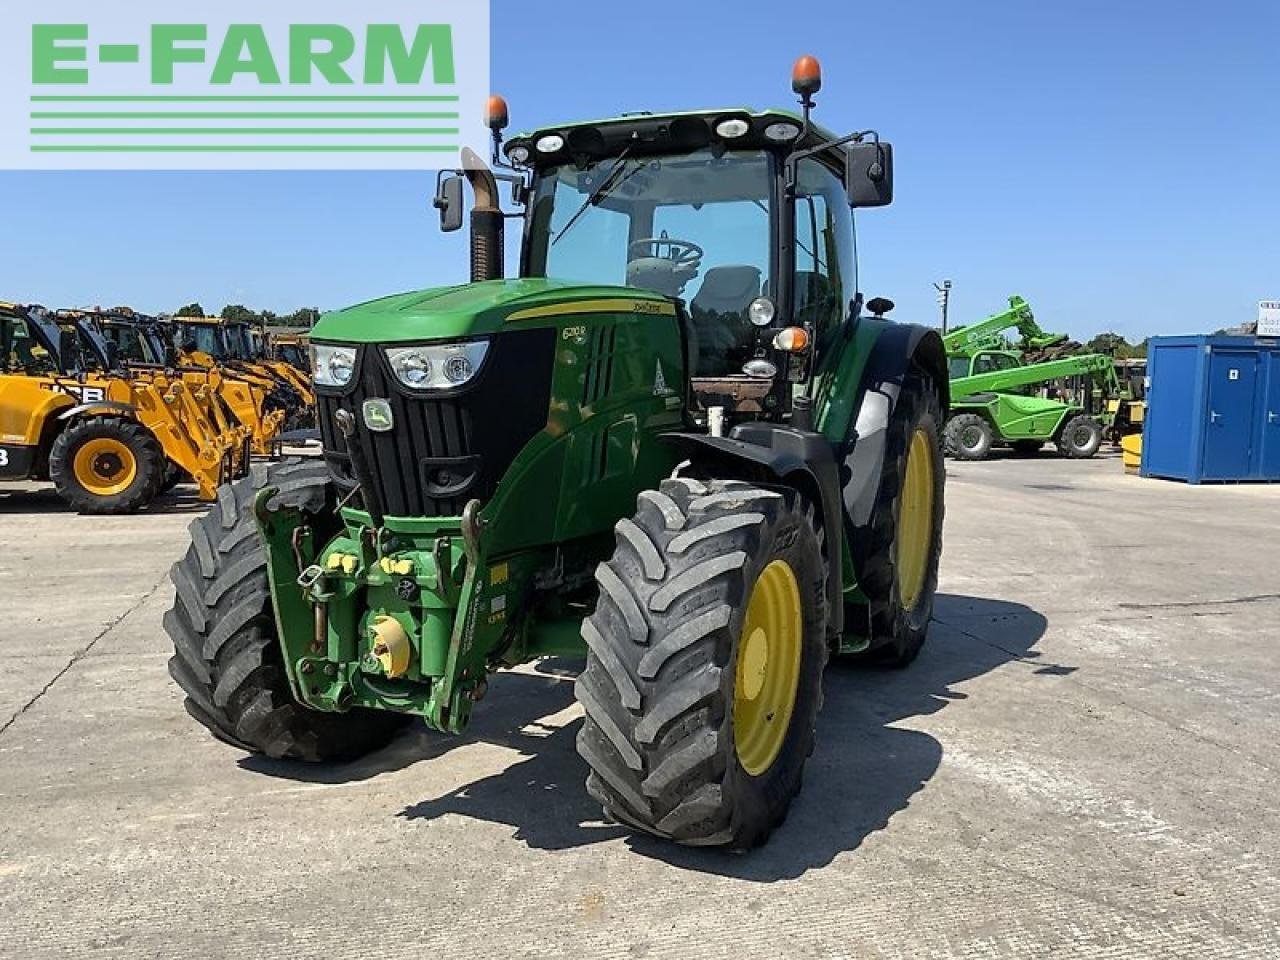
[176, 302, 206, 317]
[282, 307, 321, 328]
[1086, 332, 1147, 359]
[220, 304, 257, 324]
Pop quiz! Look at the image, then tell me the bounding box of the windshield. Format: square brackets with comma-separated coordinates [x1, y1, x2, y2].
[176, 322, 226, 359]
[526, 149, 773, 375]
[278, 343, 308, 369]
[102, 323, 149, 363]
[948, 356, 972, 380]
[1, 314, 59, 375]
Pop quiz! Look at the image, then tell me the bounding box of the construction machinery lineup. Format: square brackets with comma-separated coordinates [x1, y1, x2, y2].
[0, 302, 315, 513]
[942, 295, 1141, 460]
[168, 315, 316, 434]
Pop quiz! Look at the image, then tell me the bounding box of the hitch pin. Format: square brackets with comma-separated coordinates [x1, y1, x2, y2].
[297, 564, 325, 590]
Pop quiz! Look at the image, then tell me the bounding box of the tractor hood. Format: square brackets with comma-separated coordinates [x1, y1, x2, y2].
[313, 279, 674, 343]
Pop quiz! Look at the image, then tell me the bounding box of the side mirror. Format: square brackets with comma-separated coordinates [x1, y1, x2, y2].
[435, 174, 465, 233]
[847, 141, 893, 208]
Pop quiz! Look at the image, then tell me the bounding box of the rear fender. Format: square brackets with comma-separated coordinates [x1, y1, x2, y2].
[841, 323, 947, 532]
[661, 426, 845, 638]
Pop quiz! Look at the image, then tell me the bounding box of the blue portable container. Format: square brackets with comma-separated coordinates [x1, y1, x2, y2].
[1143, 336, 1280, 484]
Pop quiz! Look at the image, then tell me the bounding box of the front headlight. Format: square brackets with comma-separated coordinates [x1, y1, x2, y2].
[312, 344, 357, 387]
[386, 341, 490, 391]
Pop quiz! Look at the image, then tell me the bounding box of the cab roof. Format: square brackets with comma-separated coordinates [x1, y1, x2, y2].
[505, 107, 848, 170]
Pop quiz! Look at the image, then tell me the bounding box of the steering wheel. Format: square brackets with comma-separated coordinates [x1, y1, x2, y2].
[628, 237, 704, 268]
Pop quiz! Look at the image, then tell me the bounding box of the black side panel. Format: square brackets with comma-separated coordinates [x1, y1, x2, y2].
[0, 444, 35, 480]
[842, 322, 947, 533]
[662, 426, 844, 638]
[316, 328, 556, 517]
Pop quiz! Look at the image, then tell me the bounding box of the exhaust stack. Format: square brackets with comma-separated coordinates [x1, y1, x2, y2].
[461, 147, 503, 283]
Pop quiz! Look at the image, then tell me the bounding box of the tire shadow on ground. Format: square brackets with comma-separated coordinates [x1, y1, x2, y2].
[351, 594, 1053, 879]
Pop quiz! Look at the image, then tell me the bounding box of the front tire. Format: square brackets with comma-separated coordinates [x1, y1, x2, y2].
[1056, 415, 1103, 459]
[48, 416, 165, 515]
[576, 479, 828, 849]
[944, 413, 993, 461]
[164, 459, 407, 762]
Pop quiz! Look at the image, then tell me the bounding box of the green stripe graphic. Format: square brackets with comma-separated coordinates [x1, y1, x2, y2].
[30, 95, 460, 103]
[30, 145, 459, 153]
[31, 112, 459, 120]
[31, 128, 461, 136]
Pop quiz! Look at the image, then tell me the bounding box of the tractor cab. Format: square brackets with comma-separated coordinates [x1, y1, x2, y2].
[510, 124, 857, 411]
[433, 77, 895, 433]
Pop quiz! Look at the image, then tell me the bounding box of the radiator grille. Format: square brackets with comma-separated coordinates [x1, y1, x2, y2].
[316, 328, 556, 518]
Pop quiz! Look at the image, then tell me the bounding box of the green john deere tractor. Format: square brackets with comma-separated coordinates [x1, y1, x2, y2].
[164, 58, 949, 849]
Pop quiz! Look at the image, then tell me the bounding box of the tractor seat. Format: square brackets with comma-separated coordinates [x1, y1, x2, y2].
[689, 266, 763, 377]
[690, 266, 763, 318]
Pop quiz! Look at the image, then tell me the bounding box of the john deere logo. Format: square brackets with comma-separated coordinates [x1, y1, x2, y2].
[362, 399, 394, 433]
[2, 2, 490, 171]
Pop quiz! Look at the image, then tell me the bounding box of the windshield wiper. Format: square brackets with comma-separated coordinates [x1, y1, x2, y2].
[551, 147, 639, 247]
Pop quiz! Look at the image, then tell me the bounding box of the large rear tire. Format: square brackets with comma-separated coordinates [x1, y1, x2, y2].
[48, 416, 165, 515]
[576, 479, 828, 849]
[851, 373, 946, 667]
[164, 459, 408, 762]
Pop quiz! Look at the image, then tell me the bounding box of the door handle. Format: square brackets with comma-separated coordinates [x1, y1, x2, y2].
[1209, 411, 1222, 423]
[1269, 411, 1279, 424]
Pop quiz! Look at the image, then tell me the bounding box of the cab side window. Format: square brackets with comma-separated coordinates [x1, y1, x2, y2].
[794, 160, 854, 336]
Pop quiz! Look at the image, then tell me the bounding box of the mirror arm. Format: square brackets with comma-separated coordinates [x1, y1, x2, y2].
[784, 130, 876, 191]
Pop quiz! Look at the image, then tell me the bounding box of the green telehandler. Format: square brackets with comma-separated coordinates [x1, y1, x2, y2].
[943, 296, 1117, 460]
[163, 58, 949, 849]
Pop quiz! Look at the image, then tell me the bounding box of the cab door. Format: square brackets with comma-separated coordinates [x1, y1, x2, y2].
[1202, 350, 1257, 480]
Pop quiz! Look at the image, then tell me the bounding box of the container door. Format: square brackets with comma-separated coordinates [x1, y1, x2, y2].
[1261, 351, 1280, 479]
[1203, 351, 1257, 479]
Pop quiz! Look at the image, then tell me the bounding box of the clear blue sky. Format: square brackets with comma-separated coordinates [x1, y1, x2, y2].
[1, 0, 1275, 340]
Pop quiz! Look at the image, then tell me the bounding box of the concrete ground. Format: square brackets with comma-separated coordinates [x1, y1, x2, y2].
[1, 454, 1277, 959]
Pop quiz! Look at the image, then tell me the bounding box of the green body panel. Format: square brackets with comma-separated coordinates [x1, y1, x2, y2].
[952, 392, 1073, 441]
[313, 279, 675, 343]
[811, 316, 888, 617]
[260, 282, 690, 731]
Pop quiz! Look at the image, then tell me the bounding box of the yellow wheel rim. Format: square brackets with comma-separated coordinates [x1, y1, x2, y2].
[733, 559, 803, 777]
[72, 438, 137, 497]
[896, 429, 936, 610]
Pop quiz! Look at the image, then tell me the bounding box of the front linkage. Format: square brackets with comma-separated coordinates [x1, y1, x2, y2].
[254, 481, 590, 734]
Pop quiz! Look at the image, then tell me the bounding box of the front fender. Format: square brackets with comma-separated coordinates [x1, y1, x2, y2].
[661, 425, 844, 638]
[57, 401, 138, 422]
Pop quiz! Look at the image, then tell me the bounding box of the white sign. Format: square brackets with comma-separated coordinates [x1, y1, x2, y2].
[0, 1, 490, 170]
[1260, 300, 1280, 338]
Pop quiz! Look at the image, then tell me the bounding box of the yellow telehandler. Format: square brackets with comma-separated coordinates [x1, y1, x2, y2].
[1, 302, 246, 512]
